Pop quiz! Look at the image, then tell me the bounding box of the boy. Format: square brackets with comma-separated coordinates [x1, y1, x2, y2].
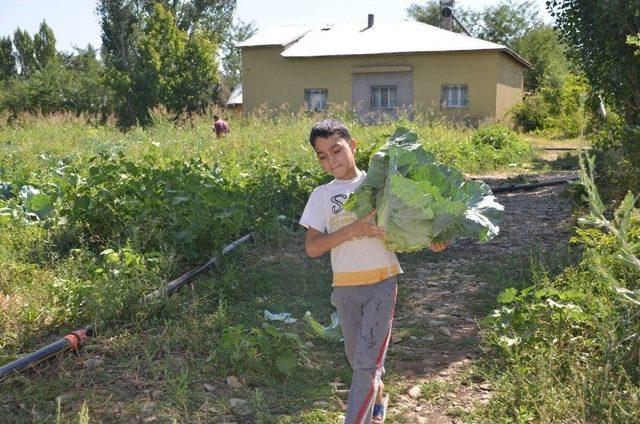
[300, 119, 446, 423]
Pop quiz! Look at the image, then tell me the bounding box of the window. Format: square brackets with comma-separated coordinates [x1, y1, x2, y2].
[371, 85, 397, 110]
[304, 89, 328, 111]
[441, 84, 469, 108]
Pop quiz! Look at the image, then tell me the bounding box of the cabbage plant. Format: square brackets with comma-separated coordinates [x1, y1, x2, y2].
[345, 127, 504, 253]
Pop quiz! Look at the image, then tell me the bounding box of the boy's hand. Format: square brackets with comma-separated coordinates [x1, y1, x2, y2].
[429, 241, 449, 252]
[349, 209, 385, 239]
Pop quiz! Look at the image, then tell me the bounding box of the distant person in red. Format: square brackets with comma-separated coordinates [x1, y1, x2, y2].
[212, 115, 229, 138]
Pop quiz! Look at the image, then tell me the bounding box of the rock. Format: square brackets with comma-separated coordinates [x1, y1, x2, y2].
[391, 334, 403, 344]
[143, 417, 157, 423]
[428, 320, 445, 327]
[438, 326, 452, 337]
[226, 376, 242, 389]
[142, 402, 156, 413]
[202, 383, 216, 392]
[408, 385, 422, 399]
[464, 317, 476, 324]
[336, 389, 350, 398]
[151, 390, 163, 400]
[438, 370, 449, 377]
[313, 401, 329, 407]
[479, 383, 491, 391]
[408, 291, 423, 299]
[82, 358, 104, 370]
[409, 336, 418, 341]
[329, 382, 345, 389]
[305, 341, 315, 348]
[229, 398, 252, 416]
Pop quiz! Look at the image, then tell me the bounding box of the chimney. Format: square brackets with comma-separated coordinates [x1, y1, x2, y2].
[367, 14, 374, 29]
[441, 6, 453, 31]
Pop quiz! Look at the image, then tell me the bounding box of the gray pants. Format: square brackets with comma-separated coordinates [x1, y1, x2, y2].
[331, 276, 397, 424]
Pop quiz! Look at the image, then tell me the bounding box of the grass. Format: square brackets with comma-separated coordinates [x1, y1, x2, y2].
[467, 224, 640, 423]
[0, 110, 539, 422]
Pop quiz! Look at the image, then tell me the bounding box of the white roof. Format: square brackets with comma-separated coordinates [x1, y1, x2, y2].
[238, 25, 315, 47]
[239, 20, 531, 68]
[227, 83, 242, 105]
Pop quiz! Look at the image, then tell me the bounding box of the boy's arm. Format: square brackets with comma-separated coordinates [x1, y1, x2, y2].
[305, 210, 384, 258]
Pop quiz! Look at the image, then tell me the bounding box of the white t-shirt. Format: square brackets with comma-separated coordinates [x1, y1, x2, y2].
[299, 170, 402, 286]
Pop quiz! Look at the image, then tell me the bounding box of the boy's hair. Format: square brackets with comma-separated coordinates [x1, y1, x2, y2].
[309, 118, 351, 147]
[213, 115, 219, 120]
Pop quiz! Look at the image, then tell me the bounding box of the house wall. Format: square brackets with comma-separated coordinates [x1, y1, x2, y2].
[495, 53, 525, 121]
[241, 47, 524, 121]
[352, 71, 413, 119]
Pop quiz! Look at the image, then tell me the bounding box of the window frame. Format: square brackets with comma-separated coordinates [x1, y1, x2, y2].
[440, 84, 469, 109]
[304, 88, 329, 112]
[370, 85, 398, 110]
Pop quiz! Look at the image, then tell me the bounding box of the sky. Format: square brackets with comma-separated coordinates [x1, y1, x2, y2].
[0, 0, 554, 54]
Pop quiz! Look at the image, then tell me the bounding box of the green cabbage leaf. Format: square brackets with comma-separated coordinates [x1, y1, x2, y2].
[344, 127, 504, 253]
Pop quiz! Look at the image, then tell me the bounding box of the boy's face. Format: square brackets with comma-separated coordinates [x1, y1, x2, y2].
[313, 134, 358, 180]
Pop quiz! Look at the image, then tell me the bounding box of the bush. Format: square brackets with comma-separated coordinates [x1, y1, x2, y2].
[472, 124, 522, 149]
[474, 158, 640, 422]
[512, 95, 549, 132]
[591, 124, 640, 203]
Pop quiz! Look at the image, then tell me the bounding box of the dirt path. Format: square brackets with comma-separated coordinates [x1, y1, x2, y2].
[385, 170, 577, 423]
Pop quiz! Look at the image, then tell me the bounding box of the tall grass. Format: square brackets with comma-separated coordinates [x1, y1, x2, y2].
[472, 158, 640, 422]
[0, 109, 532, 362]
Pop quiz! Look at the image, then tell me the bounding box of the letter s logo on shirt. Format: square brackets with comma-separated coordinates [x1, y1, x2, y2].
[330, 194, 348, 214]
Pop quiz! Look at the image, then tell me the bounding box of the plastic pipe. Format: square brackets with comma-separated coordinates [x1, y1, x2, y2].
[490, 176, 578, 193]
[0, 327, 92, 381]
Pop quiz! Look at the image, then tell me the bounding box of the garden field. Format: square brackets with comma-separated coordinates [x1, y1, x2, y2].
[0, 111, 637, 423]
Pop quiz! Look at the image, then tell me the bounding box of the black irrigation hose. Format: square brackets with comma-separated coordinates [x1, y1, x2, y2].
[490, 176, 579, 193]
[0, 327, 93, 381]
[541, 147, 589, 151]
[144, 233, 254, 301]
[0, 233, 254, 382]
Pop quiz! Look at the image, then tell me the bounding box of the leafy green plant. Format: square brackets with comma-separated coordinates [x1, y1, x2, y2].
[471, 124, 522, 150]
[511, 95, 549, 132]
[474, 154, 640, 422]
[345, 127, 504, 252]
[217, 323, 306, 377]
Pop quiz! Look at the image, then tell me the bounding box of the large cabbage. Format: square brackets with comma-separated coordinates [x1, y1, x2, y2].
[345, 127, 504, 253]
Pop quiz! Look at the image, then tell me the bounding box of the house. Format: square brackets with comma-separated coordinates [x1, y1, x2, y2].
[238, 16, 532, 123]
[226, 83, 243, 117]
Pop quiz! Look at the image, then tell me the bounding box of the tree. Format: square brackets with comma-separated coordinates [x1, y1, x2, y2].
[97, 0, 145, 125]
[220, 19, 256, 89]
[97, 0, 143, 72]
[133, 2, 185, 120]
[64, 44, 115, 116]
[0, 36, 16, 81]
[33, 21, 57, 69]
[97, 0, 231, 125]
[13, 28, 37, 77]
[151, 0, 237, 39]
[406, 1, 476, 34]
[515, 25, 571, 91]
[474, 0, 542, 49]
[549, 0, 640, 125]
[173, 30, 219, 113]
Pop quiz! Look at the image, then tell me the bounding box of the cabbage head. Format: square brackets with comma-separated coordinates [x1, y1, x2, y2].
[344, 127, 504, 253]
